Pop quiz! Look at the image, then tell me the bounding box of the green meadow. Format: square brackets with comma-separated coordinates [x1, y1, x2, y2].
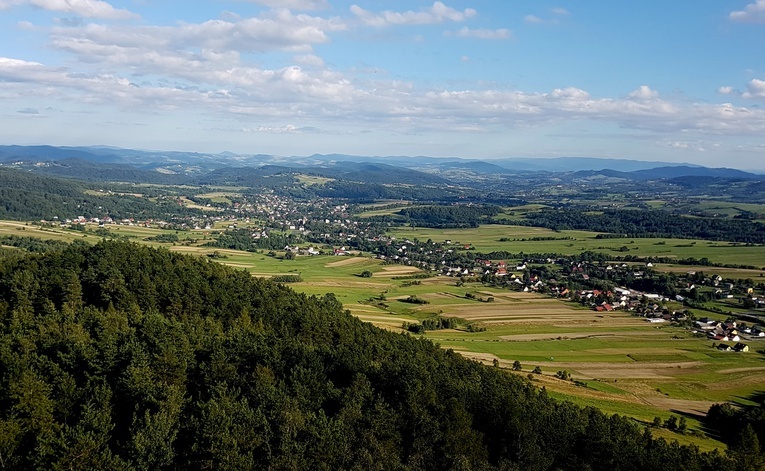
[389, 224, 765, 267]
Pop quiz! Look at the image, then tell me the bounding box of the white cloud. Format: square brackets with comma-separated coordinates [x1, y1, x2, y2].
[742, 78, 765, 98]
[4, 48, 765, 141]
[628, 85, 659, 100]
[50, 10, 347, 60]
[551, 7, 569, 16]
[523, 14, 543, 24]
[350, 2, 476, 27]
[244, 0, 329, 10]
[718, 86, 734, 95]
[446, 27, 511, 40]
[730, 0, 765, 23]
[0, 0, 138, 20]
[253, 124, 300, 133]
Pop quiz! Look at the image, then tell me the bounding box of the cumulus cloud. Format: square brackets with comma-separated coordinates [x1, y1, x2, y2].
[743, 78, 765, 98]
[0, 0, 138, 20]
[628, 85, 659, 100]
[246, 124, 322, 133]
[730, 0, 765, 23]
[49, 9, 347, 63]
[245, 0, 329, 10]
[4, 45, 765, 140]
[445, 27, 511, 40]
[718, 86, 734, 95]
[350, 2, 476, 27]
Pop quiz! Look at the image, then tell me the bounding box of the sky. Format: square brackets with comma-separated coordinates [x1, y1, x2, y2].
[1, 1, 765, 169]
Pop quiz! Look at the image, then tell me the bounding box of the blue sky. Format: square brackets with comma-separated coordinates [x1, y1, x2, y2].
[1, 1, 764, 169]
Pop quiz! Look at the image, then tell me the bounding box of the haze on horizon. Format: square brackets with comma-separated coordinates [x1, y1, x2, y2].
[1, 1, 764, 170]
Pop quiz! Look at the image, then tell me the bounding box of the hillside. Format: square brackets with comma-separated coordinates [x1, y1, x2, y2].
[0, 241, 739, 470]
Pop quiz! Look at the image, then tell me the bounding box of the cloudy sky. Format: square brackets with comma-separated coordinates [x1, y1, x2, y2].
[1, 1, 765, 168]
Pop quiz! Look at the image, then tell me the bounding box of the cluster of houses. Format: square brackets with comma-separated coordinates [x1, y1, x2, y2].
[694, 317, 764, 349]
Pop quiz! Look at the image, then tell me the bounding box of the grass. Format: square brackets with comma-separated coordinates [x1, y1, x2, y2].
[196, 191, 239, 204]
[388, 224, 765, 267]
[295, 174, 334, 185]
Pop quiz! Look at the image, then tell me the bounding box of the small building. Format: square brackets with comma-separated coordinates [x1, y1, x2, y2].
[733, 343, 749, 353]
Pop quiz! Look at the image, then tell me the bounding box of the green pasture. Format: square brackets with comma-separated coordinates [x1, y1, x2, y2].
[196, 191, 238, 204]
[358, 200, 410, 209]
[388, 224, 765, 266]
[295, 174, 334, 185]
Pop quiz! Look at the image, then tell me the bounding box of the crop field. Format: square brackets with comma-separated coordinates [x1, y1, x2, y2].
[388, 224, 765, 267]
[196, 191, 238, 203]
[2, 218, 764, 450]
[415, 289, 763, 449]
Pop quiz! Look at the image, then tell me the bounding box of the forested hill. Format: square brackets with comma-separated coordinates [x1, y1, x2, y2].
[0, 242, 741, 470]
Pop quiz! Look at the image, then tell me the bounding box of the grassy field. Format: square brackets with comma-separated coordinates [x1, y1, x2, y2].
[388, 224, 765, 267]
[196, 191, 239, 204]
[2, 219, 763, 451]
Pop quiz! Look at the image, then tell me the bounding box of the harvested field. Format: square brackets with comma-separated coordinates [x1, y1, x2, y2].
[717, 366, 765, 374]
[373, 265, 421, 276]
[301, 280, 389, 289]
[324, 257, 368, 267]
[499, 331, 669, 341]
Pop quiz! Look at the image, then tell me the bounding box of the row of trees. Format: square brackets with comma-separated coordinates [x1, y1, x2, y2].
[513, 208, 765, 244]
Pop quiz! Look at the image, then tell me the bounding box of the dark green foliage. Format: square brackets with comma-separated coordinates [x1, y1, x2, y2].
[397, 205, 501, 228]
[144, 233, 179, 243]
[707, 402, 765, 461]
[401, 295, 429, 305]
[0, 235, 69, 253]
[270, 274, 303, 283]
[0, 168, 202, 221]
[520, 208, 765, 244]
[0, 241, 738, 470]
[207, 228, 304, 251]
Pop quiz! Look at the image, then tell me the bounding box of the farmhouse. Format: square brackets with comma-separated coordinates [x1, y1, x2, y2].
[733, 343, 750, 353]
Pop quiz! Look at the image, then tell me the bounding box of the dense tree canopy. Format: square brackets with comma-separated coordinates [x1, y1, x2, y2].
[0, 241, 743, 470]
[515, 208, 765, 244]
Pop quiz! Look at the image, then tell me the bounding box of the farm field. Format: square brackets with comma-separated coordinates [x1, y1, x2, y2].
[388, 224, 765, 267]
[2, 219, 764, 450]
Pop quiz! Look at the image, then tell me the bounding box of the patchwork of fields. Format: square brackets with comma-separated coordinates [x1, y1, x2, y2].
[3, 219, 764, 450]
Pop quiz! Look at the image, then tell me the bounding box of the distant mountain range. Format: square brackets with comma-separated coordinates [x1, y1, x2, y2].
[0, 145, 762, 183]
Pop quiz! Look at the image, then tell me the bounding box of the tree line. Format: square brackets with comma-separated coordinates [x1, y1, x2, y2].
[510, 208, 765, 244]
